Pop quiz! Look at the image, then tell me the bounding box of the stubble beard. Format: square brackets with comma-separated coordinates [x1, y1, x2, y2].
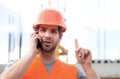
[41, 43, 58, 53]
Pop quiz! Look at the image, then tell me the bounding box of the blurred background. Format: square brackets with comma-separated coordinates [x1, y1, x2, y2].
[0, 0, 120, 79]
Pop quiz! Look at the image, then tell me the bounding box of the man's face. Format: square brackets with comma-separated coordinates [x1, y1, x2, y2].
[38, 24, 62, 52]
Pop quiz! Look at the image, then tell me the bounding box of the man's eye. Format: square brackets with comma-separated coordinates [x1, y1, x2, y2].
[51, 30, 57, 34]
[40, 29, 46, 32]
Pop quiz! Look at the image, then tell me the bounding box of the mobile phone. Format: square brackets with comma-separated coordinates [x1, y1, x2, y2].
[36, 38, 42, 49]
[35, 31, 42, 49]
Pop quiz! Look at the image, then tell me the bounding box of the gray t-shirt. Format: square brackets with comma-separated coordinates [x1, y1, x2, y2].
[75, 63, 88, 79]
[5, 60, 87, 79]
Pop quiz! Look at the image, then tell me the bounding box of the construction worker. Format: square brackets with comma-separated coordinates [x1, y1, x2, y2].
[0, 8, 100, 79]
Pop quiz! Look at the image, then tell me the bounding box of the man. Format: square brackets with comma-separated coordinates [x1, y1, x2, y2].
[0, 8, 100, 79]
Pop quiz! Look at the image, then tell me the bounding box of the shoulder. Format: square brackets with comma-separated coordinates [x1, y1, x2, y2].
[57, 59, 76, 69]
[56, 60, 77, 74]
[56, 60, 78, 78]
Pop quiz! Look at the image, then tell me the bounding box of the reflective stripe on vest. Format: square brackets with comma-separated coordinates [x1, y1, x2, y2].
[22, 56, 77, 79]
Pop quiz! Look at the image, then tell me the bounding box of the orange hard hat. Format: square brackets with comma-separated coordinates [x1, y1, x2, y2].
[33, 8, 66, 32]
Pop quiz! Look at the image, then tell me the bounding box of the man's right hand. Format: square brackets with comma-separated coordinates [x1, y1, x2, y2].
[29, 32, 41, 55]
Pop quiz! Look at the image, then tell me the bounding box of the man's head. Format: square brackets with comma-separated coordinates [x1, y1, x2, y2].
[33, 8, 66, 52]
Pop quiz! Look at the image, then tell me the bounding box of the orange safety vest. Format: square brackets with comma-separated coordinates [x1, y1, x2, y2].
[22, 56, 77, 79]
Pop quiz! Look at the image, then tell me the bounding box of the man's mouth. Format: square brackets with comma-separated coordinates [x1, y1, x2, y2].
[43, 41, 51, 46]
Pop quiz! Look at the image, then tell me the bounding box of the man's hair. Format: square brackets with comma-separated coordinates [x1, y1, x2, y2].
[58, 26, 63, 38]
[58, 26, 62, 34]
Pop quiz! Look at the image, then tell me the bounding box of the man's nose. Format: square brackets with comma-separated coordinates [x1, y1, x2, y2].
[44, 31, 51, 37]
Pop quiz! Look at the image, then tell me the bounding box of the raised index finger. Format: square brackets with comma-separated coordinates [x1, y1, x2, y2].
[75, 39, 79, 50]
